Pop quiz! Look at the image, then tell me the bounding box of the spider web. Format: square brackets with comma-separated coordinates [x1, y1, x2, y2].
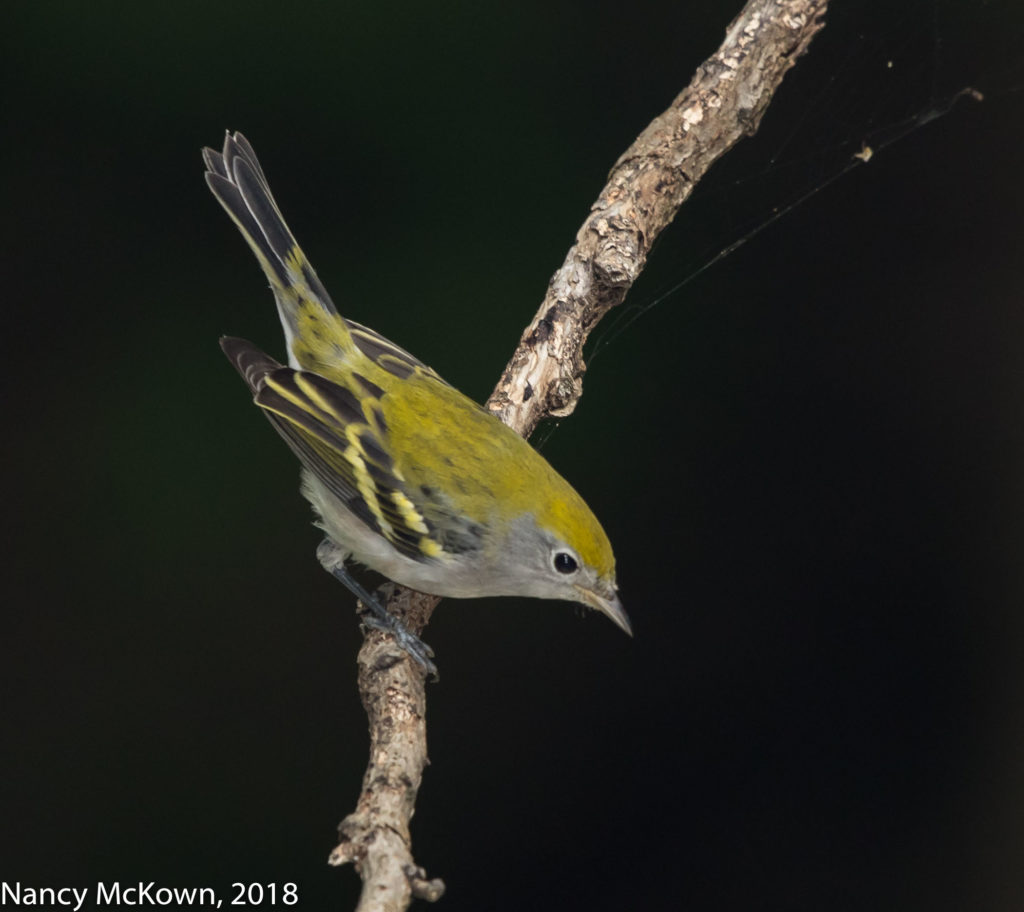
[587, 0, 1023, 361]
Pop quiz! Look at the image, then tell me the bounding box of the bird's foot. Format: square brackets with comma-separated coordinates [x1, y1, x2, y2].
[317, 540, 438, 680]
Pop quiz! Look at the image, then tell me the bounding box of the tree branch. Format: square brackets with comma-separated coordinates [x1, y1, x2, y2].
[328, 1, 828, 907]
[489, 0, 828, 436]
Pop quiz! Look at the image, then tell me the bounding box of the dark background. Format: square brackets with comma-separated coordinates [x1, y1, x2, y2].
[3, 1, 1023, 909]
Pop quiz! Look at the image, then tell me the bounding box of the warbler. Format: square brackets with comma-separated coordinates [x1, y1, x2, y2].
[205, 132, 630, 669]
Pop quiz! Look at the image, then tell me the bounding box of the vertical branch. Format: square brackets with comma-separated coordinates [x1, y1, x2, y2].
[329, 589, 443, 912]
[328, 1, 828, 909]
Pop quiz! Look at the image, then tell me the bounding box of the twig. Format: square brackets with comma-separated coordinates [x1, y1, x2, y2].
[489, 0, 828, 436]
[327, 587, 443, 911]
[328, 1, 828, 908]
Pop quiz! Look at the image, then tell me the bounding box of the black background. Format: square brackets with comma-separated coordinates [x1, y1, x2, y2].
[3, 1, 1024, 909]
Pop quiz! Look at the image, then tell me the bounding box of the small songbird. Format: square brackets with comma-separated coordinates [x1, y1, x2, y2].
[205, 132, 630, 672]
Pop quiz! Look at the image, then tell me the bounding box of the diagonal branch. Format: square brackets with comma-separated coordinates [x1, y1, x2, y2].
[328, 1, 828, 908]
[488, 0, 828, 436]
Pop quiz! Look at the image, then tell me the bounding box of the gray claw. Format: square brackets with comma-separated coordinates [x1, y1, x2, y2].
[319, 539, 439, 679]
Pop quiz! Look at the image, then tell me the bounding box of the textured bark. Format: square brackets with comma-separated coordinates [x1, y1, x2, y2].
[330, 1, 828, 908]
[488, 0, 828, 436]
[327, 587, 443, 911]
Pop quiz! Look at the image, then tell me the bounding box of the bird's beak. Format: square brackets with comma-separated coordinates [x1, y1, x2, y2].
[575, 584, 633, 637]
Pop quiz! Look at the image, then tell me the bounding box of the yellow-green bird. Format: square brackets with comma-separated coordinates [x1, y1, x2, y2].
[205, 132, 629, 671]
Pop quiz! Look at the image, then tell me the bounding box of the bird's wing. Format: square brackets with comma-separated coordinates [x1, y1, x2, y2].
[344, 318, 444, 383]
[220, 336, 440, 562]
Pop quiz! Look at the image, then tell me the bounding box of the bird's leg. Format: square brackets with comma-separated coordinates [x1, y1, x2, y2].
[316, 539, 438, 679]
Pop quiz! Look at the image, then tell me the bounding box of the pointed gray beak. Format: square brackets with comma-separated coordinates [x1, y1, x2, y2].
[575, 585, 633, 637]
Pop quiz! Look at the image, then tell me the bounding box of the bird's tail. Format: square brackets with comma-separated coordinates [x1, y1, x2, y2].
[204, 131, 356, 367]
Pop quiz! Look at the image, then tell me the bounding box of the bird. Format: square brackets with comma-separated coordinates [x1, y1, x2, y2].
[204, 131, 630, 673]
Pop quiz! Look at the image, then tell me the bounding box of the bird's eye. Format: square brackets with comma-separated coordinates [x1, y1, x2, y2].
[553, 551, 578, 574]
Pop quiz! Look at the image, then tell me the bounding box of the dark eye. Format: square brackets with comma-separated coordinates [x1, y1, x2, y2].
[553, 552, 578, 574]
